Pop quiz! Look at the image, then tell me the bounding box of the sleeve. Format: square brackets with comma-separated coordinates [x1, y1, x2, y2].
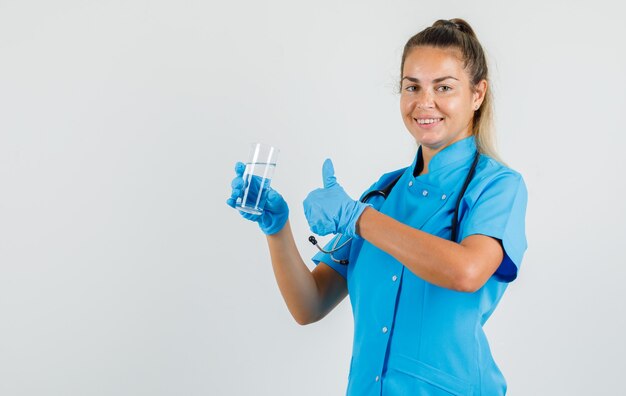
[311, 233, 352, 279]
[460, 173, 528, 283]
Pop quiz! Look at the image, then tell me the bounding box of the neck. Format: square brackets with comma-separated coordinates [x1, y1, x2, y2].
[420, 147, 435, 175]
[417, 133, 473, 176]
[418, 145, 441, 176]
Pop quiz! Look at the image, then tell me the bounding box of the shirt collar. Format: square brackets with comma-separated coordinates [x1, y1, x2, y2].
[412, 136, 477, 175]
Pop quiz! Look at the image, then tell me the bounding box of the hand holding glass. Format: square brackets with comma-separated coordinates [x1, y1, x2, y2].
[236, 143, 279, 215]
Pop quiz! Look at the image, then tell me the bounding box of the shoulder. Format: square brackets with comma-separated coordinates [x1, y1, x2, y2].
[460, 154, 528, 213]
[473, 155, 526, 194]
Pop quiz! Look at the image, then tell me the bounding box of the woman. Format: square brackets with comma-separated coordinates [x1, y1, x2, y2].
[227, 18, 527, 396]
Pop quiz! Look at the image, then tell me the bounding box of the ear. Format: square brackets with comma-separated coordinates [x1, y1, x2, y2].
[472, 79, 488, 110]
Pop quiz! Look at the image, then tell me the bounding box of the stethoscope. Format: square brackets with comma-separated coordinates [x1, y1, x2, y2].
[309, 151, 481, 265]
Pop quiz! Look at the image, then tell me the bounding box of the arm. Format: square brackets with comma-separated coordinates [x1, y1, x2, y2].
[227, 162, 347, 325]
[356, 207, 503, 292]
[302, 160, 526, 293]
[267, 220, 348, 325]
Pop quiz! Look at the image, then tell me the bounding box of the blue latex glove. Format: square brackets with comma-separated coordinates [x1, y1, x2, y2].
[303, 159, 370, 238]
[226, 162, 289, 235]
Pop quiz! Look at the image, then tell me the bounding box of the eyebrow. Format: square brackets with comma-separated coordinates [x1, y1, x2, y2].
[401, 76, 459, 84]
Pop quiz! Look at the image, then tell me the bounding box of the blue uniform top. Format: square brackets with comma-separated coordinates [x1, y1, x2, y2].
[312, 136, 528, 396]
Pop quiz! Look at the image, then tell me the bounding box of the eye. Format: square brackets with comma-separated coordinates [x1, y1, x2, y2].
[437, 85, 452, 92]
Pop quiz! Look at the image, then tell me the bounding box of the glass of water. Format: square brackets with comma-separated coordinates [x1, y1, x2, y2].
[236, 143, 279, 215]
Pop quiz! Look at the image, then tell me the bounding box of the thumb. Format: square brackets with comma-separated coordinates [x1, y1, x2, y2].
[322, 158, 337, 188]
[265, 189, 282, 210]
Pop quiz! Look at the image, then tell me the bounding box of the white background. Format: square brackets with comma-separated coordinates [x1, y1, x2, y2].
[1, 1, 625, 395]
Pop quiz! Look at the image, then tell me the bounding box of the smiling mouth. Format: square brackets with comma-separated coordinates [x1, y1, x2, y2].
[413, 117, 444, 127]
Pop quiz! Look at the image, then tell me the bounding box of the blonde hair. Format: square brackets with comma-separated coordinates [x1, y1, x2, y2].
[400, 18, 504, 164]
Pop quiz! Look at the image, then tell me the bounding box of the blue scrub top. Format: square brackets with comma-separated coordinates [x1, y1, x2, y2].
[312, 136, 528, 396]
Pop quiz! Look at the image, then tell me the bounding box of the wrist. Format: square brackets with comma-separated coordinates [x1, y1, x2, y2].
[266, 218, 290, 238]
[351, 202, 373, 238]
[261, 210, 289, 235]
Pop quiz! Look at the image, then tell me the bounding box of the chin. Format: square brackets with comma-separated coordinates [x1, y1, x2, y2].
[421, 141, 446, 151]
[413, 133, 445, 149]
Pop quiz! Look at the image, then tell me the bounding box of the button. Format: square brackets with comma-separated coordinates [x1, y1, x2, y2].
[375, 375, 380, 382]
[408, 180, 413, 187]
[392, 275, 398, 282]
[422, 190, 429, 197]
[382, 326, 388, 333]
[441, 194, 447, 200]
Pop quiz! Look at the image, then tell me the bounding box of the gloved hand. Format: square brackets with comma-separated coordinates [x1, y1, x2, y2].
[303, 159, 371, 238]
[226, 162, 289, 235]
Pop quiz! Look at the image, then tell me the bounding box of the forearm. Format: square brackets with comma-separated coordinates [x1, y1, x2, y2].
[266, 220, 323, 324]
[356, 207, 479, 292]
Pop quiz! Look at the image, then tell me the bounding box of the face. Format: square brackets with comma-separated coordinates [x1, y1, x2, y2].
[400, 46, 486, 154]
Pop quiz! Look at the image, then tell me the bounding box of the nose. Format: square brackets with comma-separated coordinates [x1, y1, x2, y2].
[415, 89, 435, 109]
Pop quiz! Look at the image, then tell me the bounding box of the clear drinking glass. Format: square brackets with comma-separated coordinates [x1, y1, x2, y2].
[236, 143, 279, 215]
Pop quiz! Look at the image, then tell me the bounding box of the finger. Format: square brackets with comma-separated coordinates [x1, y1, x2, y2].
[231, 177, 244, 190]
[302, 193, 317, 218]
[227, 185, 242, 207]
[311, 222, 331, 237]
[322, 158, 336, 188]
[234, 162, 246, 176]
[230, 188, 241, 200]
[226, 197, 236, 208]
[240, 211, 259, 221]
